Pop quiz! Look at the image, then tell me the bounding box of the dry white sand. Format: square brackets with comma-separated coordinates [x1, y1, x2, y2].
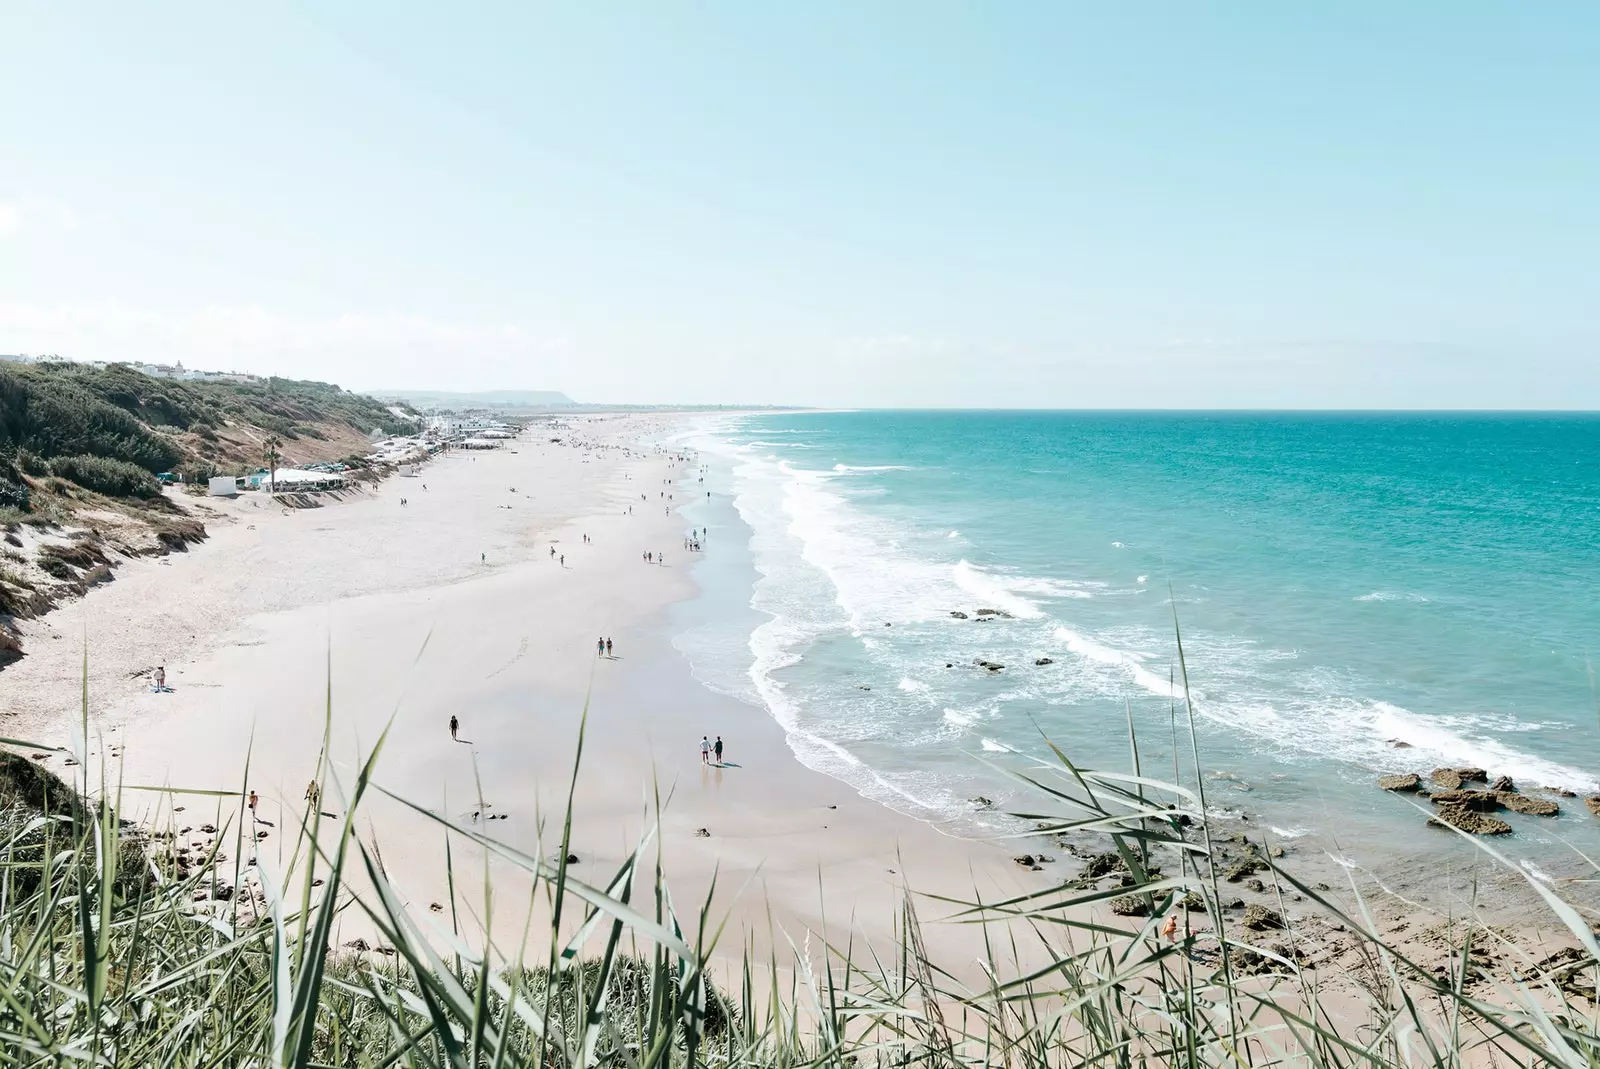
[1, 413, 1035, 976]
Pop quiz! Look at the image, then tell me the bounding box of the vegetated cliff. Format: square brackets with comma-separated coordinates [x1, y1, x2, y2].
[0, 361, 419, 665]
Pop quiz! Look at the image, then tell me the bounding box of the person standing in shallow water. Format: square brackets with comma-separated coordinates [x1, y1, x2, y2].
[449, 715, 459, 741]
[714, 736, 724, 764]
[700, 736, 711, 764]
[606, 637, 613, 656]
[597, 637, 605, 658]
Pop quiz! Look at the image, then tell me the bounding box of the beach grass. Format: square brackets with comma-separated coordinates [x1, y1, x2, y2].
[2, 666, 1600, 1067]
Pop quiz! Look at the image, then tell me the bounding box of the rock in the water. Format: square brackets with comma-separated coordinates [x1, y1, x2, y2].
[1378, 773, 1421, 792]
[1110, 895, 1149, 917]
[1430, 804, 1512, 835]
[1034, 657, 1054, 666]
[1244, 878, 1266, 893]
[971, 796, 995, 810]
[1490, 775, 1515, 792]
[949, 611, 969, 619]
[1014, 854, 1036, 867]
[974, 608, 1013, 618]
[1431, 768, 1464, 790]
[1586, 796, 1600, 818]
[1241, 905, 1283, 931]
[1429, 790, 1500, 811]
[974, 660, 1005, 671]
[1496, 792, 1558, 816]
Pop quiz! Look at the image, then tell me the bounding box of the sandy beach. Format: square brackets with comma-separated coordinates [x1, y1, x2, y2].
[0, 413, 1033, 975]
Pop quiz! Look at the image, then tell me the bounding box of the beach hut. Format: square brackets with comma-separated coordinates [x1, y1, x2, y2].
[208, 476, 240, 497]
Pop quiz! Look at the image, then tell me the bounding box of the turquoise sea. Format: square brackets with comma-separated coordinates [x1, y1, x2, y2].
[671, 412, 1600, 869]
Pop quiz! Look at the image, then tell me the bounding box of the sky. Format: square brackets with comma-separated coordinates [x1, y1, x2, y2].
[2, 4, 1597, 408]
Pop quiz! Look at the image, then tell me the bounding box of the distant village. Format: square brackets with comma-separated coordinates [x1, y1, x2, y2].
[0, 352, 261, 384]
[205, 412, 520, 498]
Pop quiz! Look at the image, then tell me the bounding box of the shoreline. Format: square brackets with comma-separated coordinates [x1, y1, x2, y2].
[0, 414, 1027, 969]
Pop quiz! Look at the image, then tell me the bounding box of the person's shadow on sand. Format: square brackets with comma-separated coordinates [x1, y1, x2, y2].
[715, 761, 741, 768]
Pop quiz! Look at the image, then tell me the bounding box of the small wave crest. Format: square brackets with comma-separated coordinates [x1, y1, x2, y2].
[1356, 591, 1430, 603]
[952, 560, 1045, 619]
[1053, 626, 1184, 699]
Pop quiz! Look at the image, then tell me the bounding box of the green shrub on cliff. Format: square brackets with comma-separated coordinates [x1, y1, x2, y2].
[48, 454, 161, 498]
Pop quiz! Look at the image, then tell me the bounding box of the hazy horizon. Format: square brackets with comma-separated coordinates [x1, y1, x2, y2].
[4, 5, 1596, 409]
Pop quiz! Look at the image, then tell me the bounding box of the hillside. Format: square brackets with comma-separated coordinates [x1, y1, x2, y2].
[0, 361, 419, 665]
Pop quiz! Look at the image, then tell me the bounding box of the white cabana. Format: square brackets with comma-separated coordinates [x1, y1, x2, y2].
[262, 468, 346, 490]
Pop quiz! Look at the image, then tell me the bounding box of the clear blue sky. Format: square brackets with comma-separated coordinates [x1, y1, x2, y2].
[3, 3, 1596, 407]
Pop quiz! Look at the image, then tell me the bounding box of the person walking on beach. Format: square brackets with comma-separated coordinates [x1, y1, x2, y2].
[153, 666, 166, 692]
[597, 637, 605, 658]
[248, 790, 259, 820]
[606, 637, 613, 656]
[714, 735, 724, 764]
[700, 736, 711, 764]
[450, 715, 459, 742]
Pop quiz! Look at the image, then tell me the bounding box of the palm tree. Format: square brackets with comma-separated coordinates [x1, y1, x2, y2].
[263, 434, 282, 494]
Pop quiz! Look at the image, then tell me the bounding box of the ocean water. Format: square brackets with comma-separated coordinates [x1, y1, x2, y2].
[671, 411, 1600, 864]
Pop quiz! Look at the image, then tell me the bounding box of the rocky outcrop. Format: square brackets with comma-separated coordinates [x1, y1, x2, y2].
[1081, 852, 1125, 879]
[1496, 792, 1558, 816]
[1241, 905, 1283, 931]
[1429, 789, 1499, 811]
[974, 608, 1013, 619]
[1586, 796, 1600, 818]
[949, 611, 968, 619]
[1430, 805, 1512, 835]
[1431, 767, 1488, 791]
[1490, 775, 1515, 792]
[1110, 895, 1149, 917]
[1378, 773, 1420, 792]
[1034, 657, 1054, 666]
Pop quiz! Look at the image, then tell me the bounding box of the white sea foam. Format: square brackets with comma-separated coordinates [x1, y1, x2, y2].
[1052, 626, 1184, 699]
[1355, 591, 1430, 603]
[947, 530, 959, 538]
[952, 560, 1045, 619]
[1136, 575, 1148, 584]
[1367, 701, 1595, 792]
[898, 677, 929, 693]
[980, 738, 1010, 752]
[833, 463, 912, 472]
[943, 708, 978, 727]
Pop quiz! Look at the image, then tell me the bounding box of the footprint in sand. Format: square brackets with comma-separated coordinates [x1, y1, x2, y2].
[486, 637, 529, 679]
